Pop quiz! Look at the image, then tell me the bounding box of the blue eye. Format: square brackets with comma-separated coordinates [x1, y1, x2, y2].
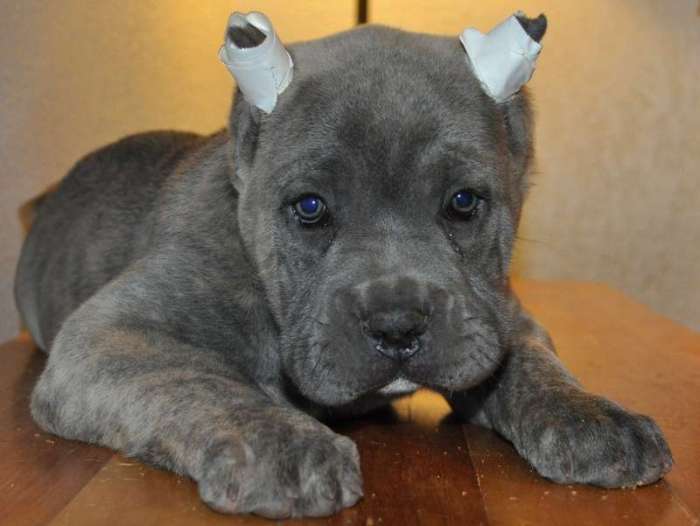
[293, 195, 327, 224]
[450, 190, 479, 216]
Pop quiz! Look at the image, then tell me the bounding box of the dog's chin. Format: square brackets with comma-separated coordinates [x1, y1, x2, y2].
[294, 367, 418, 408]
[292, 360, 497, 408]
[292, 363, 496, 410]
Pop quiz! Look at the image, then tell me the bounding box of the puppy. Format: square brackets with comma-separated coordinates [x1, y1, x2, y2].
[14, 12, 672, 518]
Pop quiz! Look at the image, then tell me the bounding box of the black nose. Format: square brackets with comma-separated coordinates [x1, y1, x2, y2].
[364, 309, 427, 361]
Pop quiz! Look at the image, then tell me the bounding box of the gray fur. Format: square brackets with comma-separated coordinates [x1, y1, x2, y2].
[15, 17, 671, 518]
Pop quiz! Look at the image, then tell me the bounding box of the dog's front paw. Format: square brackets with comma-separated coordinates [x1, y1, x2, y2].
[518, 393, 673, 488]
[197, 428, 362, 518]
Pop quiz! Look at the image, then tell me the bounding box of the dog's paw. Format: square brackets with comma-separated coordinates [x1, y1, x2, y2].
[518, 393, 673, 488]
[197, 429, 362, 518]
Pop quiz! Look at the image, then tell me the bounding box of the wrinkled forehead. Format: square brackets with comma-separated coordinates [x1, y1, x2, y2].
[256, 26, 504, 174]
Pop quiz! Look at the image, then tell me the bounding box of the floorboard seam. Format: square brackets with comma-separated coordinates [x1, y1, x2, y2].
[462, 424, 491, 526]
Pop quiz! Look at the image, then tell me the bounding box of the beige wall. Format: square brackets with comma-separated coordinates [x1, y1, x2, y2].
[1, 1, 698, 343]
[372, 0, 700, 331]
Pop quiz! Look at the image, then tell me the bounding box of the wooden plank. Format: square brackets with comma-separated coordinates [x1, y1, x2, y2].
[0, 335, 113, 526]
[330, 391, 487, 526]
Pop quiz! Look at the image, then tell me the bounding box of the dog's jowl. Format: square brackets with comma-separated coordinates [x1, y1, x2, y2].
[14, 10, 672, 518]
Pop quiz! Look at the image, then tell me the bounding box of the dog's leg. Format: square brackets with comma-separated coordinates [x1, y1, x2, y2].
[450, 306, 673, 488]
[30, 283, 362, 518]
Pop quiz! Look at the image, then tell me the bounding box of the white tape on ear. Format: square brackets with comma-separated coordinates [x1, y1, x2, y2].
[219, 12, 294, 113]
[460, 15, 541, 103]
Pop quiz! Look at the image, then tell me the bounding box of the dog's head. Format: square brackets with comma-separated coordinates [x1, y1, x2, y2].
[229, 16, 546, 405]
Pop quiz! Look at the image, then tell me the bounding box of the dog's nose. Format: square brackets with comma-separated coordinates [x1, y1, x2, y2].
[364, 309, 427, 361]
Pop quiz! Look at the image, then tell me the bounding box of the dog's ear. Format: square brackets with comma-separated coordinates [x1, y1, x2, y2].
[502, 89, 535, 190]
[482, 13, 544, 191]
[503, 13, 546, 189]
[459, 11, 546, 186]
[220, 12, 294, 191]
[229, 93, 262, 192]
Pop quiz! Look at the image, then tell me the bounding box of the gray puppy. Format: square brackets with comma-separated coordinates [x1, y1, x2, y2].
[15, 13, 672, 519]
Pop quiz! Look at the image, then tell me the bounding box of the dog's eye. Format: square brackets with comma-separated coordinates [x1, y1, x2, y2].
[449, 190, 480, 217]
[293, 195, 327, 225]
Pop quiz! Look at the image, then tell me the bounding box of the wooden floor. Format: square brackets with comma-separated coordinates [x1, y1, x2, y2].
[1, 280, 699, 525]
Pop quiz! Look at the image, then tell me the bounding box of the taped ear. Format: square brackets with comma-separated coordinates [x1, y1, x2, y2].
[219, 12, 294, 113]
[460, 12, 547, 103]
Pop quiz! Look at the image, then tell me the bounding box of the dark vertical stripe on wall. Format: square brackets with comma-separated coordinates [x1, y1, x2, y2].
[357, 0, 368, 24]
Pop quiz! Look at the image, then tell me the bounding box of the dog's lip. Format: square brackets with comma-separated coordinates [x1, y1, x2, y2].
[376, 377, 421, 396]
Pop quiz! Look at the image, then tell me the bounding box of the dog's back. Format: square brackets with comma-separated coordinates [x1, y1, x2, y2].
[14, 130, 203, 350]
